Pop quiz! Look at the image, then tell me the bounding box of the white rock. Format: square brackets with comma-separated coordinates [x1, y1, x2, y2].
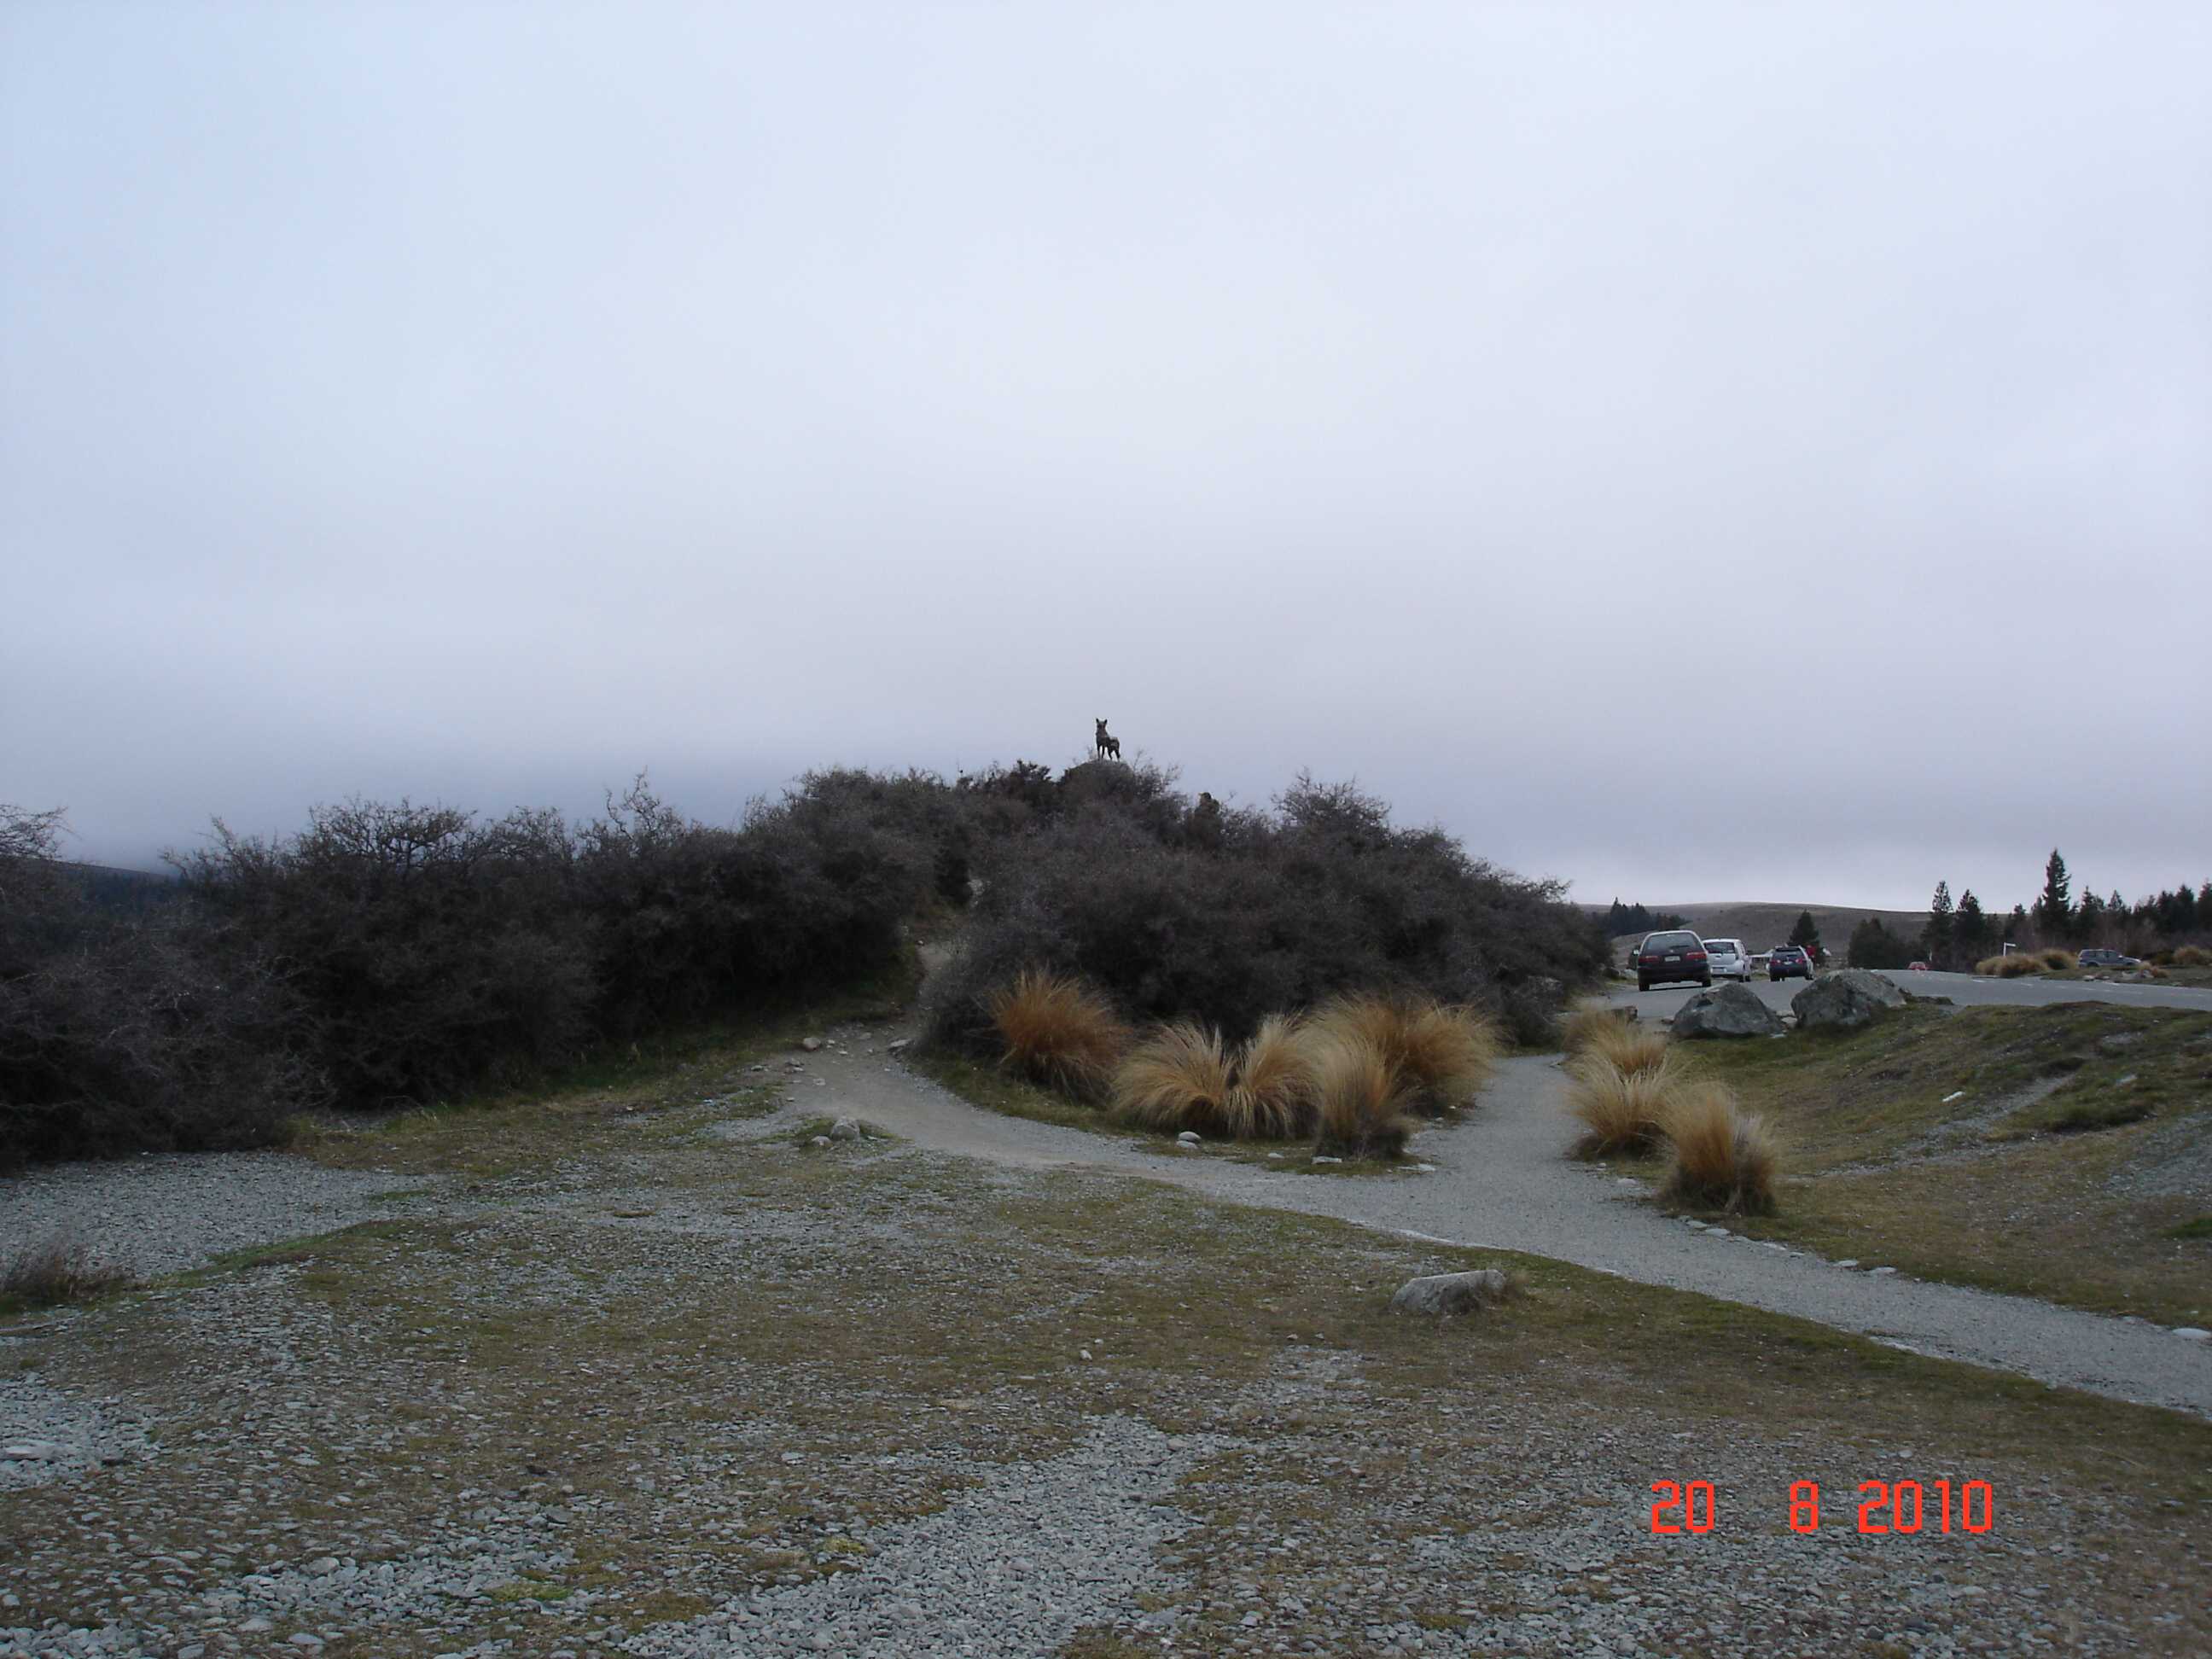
[887, 1038, 910, 1052]
[2172, 1327, 2212, 1342]
[1312, 1155, 1342, 1164]
[807, 1135, 830, 1148]
[1, 1441, 65, 1461]
[1835, 1259, 1859, 1268]
[1942, 1091, 1966, 1103]
[800, 1036, 824, 1052]
[1176, 1131, 1201, 1144]
[1870, 1266, 1898, 1276]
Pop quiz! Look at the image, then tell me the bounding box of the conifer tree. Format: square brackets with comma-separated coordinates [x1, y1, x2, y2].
[1924, 880, 1954, 966]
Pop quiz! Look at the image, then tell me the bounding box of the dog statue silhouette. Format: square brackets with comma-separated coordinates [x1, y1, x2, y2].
[1094, 718, 1121, 761]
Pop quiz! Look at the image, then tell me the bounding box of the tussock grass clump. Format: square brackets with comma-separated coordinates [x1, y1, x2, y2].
[1563, 1005, 1671, 1075]
[1111, 1022, 1236, 1134]
[2170, 946, 2210, 968]
[1309, 1036, 1417, 1160]
[1310, 994, 1499, 1115]
[2036, 948, 2076, 972]
[1565, 1051, 1684, 1158]
[1, 1238, 136, 1312]
[1659, 1083, 1779, 1215]
[1225, 1014, 1319, 1139]
[987, 968, 1127, 1098]
[1976, 953, 2042, 979]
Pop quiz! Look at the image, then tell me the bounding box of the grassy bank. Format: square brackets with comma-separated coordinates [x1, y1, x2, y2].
[1679, 1002, 2212, 1326]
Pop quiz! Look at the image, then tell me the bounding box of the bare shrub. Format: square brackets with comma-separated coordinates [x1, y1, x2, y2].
[1, 1237, 136, 1309]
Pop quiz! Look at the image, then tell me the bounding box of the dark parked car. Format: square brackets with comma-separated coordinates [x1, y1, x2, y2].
[2078, 948, 2141, 969]
[1767, 945, 1814, 981]
[1637, 929, 1711, 992]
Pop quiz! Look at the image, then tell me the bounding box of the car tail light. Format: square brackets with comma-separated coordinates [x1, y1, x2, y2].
[1686, 950, 1706, 961]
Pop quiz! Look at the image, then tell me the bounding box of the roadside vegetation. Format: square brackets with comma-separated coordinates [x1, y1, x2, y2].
[973, 971, 1499, 1166]
[3, 764, 1604, 1167]
[1560, 1010, 1778, 1214]
[0, 1236, 137, 1316]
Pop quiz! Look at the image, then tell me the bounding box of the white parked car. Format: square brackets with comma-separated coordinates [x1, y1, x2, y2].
[1703, 938, 1754, 982]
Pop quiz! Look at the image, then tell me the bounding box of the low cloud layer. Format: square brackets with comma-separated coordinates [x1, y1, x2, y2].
[5, 3, 2205, 911]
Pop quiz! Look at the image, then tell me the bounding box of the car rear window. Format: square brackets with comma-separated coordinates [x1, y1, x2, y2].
[1645, 932, 1699, 949]
[1708, 940, 1739, 952]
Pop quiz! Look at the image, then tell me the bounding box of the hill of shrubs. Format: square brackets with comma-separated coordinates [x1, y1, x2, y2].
[1, 761, 1607, 1166]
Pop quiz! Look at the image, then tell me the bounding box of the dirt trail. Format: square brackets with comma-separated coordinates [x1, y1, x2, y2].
[810, 1033, 2212, 1418]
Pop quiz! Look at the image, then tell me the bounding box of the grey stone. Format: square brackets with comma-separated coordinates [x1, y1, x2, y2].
[1791, 969, 1909, 1031]
[2172, 1328, 2211, 1342]
[1, 1441, 65, 1461]
[800, 1036, 824, 1052]
[1672, 983, 1787, 1039]
[828, 1118, 863, 1142]
[1388, 1269, 1511, 1317]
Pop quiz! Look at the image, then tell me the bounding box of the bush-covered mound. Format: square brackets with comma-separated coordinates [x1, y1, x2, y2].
[924, 770, 1607, 1056]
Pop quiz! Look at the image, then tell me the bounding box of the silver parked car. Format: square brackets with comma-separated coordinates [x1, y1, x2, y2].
[1702, 938, 1753, 982]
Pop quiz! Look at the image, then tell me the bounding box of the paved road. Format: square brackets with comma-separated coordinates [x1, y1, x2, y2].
[805, 1039, 2212, 1419]
[1612, 967, 2212, 1023]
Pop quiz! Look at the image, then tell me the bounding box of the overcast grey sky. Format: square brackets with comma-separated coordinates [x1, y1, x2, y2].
[4, 2, 2207, 911]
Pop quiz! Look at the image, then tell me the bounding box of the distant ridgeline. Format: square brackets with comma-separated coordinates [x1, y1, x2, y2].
[69, 864, 181, 913]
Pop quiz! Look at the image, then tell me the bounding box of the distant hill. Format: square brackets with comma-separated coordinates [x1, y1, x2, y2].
[68, 862, 181, 912]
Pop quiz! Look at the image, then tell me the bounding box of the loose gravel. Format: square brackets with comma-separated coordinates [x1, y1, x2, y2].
[0, 1152, 448, 1279]
[2, 1049, 2205, 1655]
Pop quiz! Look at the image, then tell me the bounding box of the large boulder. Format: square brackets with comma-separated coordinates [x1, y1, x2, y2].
[1671, 983, 1786, 1039]
[1791, 969, 1908, 1032]
[1389, 1269, 1511, 1317]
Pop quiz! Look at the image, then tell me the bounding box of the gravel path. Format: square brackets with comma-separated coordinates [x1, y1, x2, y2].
[0, 1154, 448, 1279]
[809, 1041, 2212, 1418]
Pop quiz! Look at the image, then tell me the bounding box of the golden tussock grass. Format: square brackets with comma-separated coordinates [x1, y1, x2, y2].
[986, 968, 1127, 1099]
[2036, 948, 2076, 971]
[1562, 1005, 1671, 1074]
[1309, 994, 1499, 1115]
[1111, 1022, 1236, 1134]
[1308, 1034, 1416, 1159]
[1565, 1051, 1685, 1159]
[2172, 946, 2211, 968]
[1976, 953, 2042, 978]
[1659, 1082, 1779, 1216]
[1225, 1013, 1318, 1139]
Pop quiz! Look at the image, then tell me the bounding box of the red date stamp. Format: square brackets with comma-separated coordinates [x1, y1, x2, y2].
[1650, 1479, 1994, 1534]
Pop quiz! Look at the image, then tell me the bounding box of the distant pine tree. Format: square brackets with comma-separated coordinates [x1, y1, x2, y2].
[2034, 848, 2072, 940]
[1923, 881, 1954, 967]
[1955, 889, 1989, 959]
[1788, 909, 1825, 964]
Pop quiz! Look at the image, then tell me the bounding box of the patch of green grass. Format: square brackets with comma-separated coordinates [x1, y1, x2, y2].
[913, 1051, 1144, 1137]
[2165, 1216, 2212, 1241]
[1688, 1002, 2212, 1324]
